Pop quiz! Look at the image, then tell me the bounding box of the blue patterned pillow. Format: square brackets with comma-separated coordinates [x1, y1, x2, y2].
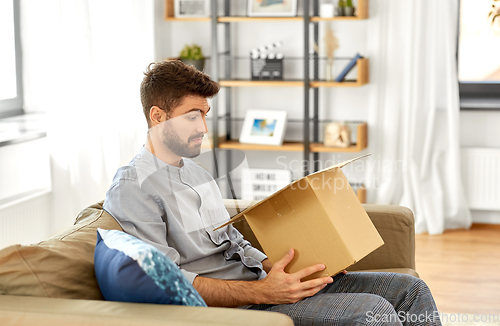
[94, 228, 206, 306]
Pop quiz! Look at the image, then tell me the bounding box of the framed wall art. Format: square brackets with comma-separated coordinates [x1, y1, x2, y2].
[239, 110, 288, 146]
[247, 0, 298, 17]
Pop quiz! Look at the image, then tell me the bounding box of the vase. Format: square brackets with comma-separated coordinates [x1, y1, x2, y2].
[180, 59, 205, 71]
[344, 7, 355, 16]
[326, 58, 334, 81]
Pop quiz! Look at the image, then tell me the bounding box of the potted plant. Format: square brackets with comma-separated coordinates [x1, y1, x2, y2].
[344, 0, 355, 16]
[337, 0, 345, 16]
[179, 44, 205, 71]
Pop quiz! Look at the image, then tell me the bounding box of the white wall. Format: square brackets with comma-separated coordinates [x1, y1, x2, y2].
[460, 110, 500, 223]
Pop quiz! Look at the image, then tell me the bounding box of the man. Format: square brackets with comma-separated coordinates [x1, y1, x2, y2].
[104, 60, 441, 325]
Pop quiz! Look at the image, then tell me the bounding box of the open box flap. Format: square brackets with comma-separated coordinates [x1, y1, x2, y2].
[308, 153, 371, 178]
[214, 213, 246, 230]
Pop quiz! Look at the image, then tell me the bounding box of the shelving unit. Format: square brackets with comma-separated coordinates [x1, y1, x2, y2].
[165, 0, 370, 201]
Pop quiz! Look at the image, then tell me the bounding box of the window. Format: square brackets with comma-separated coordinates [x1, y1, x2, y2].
[0, 0, 23, 117]
[458, 0, 500, 110]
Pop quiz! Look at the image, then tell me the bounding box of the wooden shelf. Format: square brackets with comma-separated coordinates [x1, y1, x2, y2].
[166, 16, 365, 23]
[219, 80, 304, 87]
[219, 141, 304, 152]
[220, 59, 368, 88]
[218, 123, 367, 153]
[165, 0, 368, 21]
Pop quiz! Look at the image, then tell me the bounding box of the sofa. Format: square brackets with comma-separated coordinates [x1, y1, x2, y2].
[0, 200, 417, 326]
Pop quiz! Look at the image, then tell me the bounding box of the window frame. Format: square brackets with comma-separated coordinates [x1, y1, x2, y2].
[0, 0, 24, 118]
[458, 0, 500, 111]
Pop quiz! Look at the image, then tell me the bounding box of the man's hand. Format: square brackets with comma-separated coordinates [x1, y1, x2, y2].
[255, 248, 333, 305]
[193, 248, 333, 307]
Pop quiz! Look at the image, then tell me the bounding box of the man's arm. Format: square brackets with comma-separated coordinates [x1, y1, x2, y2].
[261, 258, 273, 273]
[193, 248, 333, 307]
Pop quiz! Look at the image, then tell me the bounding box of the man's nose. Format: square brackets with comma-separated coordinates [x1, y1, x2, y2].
[198, 117, 208, 134]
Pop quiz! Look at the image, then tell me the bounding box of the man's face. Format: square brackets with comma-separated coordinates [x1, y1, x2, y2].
[161, 95, 210, 158]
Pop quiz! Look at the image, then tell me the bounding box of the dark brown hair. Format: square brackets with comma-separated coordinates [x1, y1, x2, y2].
[140, 60, 220, 128]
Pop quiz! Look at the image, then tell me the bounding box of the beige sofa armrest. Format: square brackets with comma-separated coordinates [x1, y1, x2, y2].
[349, 204, 416, 272]
[0, 295, 293, 326]
[224, 200, 416, 273]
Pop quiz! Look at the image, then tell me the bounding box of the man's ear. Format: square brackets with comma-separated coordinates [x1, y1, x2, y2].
[149, 106, 167, 126]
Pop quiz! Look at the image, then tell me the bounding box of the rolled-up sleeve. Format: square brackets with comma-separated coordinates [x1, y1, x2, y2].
[227, 225, 267, 262]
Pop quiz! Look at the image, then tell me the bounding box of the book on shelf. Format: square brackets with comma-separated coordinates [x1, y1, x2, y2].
[335, 53, 363, 82]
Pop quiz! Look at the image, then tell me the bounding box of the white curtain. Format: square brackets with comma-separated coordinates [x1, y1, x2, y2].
[21, 0, 154, 234]
[366, 0, 472, 234]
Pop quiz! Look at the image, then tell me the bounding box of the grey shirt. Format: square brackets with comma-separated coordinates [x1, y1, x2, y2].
[103, 147, 267, 284]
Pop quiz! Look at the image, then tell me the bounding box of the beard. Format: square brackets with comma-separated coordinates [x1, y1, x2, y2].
[162, 123, 203, 158]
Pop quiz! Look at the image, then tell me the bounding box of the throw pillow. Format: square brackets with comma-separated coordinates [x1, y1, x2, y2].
[0, 201, 122, 300]
[94, 228, 207, 306]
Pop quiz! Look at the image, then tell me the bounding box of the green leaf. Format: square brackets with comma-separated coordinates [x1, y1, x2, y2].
[179, 44, 205, 60]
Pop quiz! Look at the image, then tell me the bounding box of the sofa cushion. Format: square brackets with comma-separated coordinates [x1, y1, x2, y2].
[0, 201, 122, 300]
[95, 229, 206, 306]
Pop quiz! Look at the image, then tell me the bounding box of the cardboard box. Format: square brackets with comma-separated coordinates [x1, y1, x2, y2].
[217, 154, 384, 281]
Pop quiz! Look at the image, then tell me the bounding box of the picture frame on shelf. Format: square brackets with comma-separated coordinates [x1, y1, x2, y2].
[239, 110, 288, 146]
[174, 0, 210, 18]
[247, 0, 298, 17]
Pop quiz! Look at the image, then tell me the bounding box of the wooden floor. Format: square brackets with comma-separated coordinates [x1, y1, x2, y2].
[415, 224, 500, 315]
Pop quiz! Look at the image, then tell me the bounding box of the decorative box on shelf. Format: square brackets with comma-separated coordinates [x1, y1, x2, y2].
[250, 55, 283, 81]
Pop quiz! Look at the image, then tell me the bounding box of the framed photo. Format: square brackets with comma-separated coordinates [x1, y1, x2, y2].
[239, 110, 287, 146]
[241, 168, 292, 201]
[247, 0, 298, 17]
[174, 0, 210, 18]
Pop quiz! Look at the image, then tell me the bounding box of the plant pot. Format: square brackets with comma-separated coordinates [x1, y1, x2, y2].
[344, 6, 355, 16]
[336, 7, 345, 16]
[180, 58, 205, 71]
